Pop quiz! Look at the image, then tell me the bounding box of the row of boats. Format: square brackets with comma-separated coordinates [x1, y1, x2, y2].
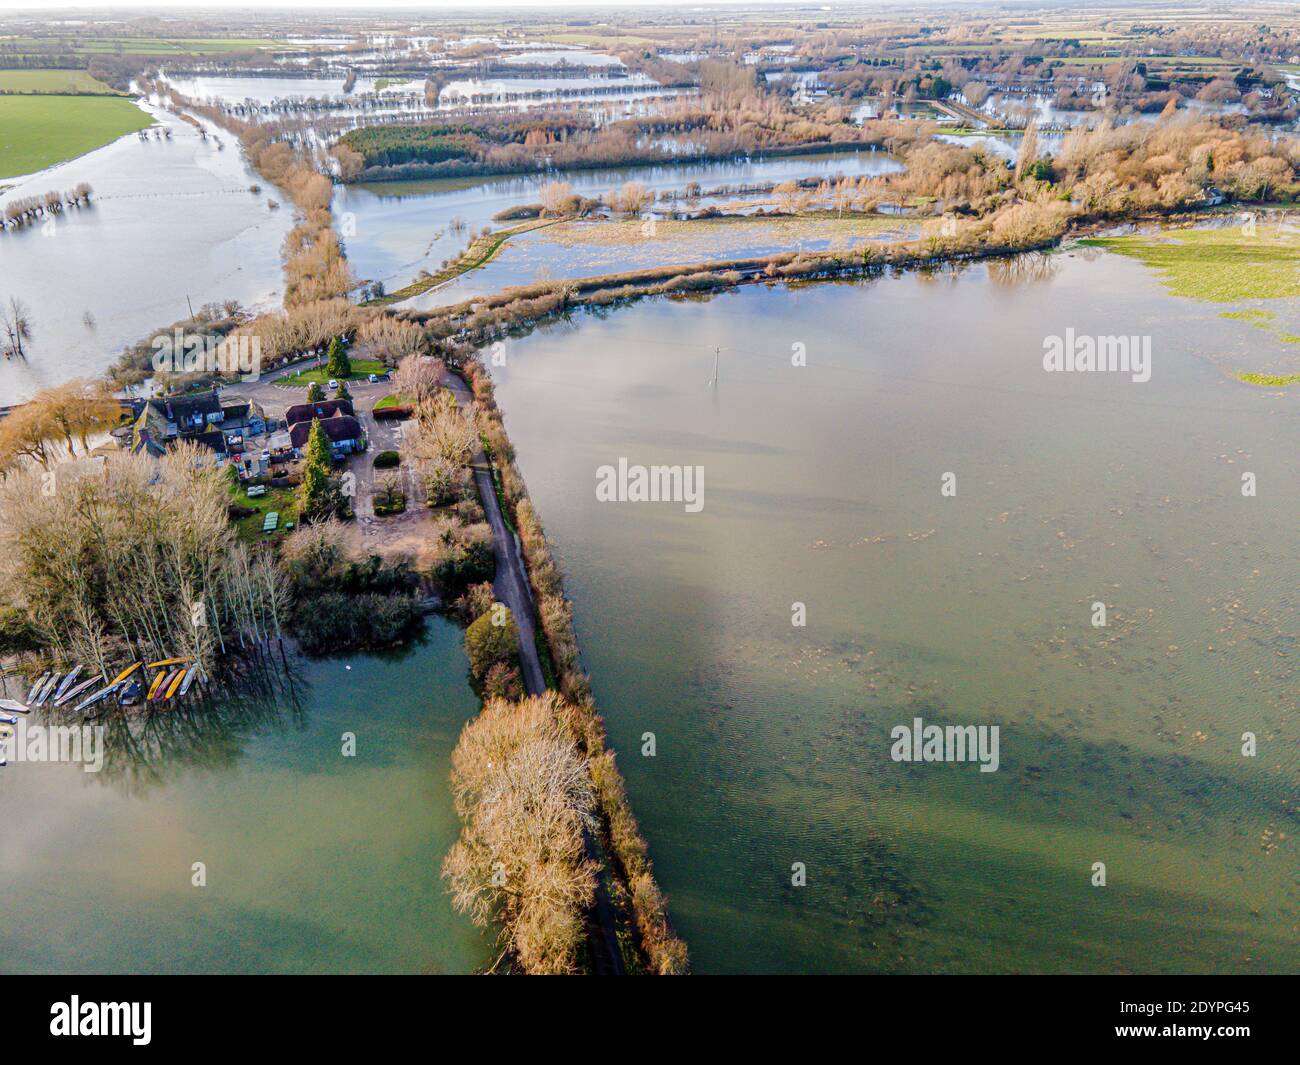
[6, 657, 204, 716]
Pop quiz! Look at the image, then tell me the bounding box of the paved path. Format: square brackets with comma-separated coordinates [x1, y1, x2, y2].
[442, 373, 547, 697]
[444, 371, 626, 976]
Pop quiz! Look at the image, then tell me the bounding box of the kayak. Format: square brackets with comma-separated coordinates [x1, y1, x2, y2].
[0, 699, 31, 714]
[145, 671, 169, 701]
[54, 665, 82, 702]
[177, 663, 200, 697]
[26, 672, 49, 703]
[163, 670, 187, 700]
[56, 676, 98, 708]
[35, 673, 61, 706]
[110, 661, 144, 685]
[72, 682, 122, 714]
[150, 669, 181, 702]
[147, 656, 195, 669]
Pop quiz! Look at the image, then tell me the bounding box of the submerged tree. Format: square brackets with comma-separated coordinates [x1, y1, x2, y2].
[442, 693, 598, 974]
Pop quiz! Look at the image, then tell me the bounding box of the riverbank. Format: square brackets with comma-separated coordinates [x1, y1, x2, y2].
[451, 357, 690, 975]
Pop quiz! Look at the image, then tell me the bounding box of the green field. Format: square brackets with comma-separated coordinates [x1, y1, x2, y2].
[1083, 227, 1300, 302]
[0, 69, 120, 94]
[3, 36, 279, 56]
[282, 359, 387, 387]
[0, 94, 153, 177]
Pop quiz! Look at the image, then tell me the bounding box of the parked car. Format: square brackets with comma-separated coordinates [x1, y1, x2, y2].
[328, 378, 338, 390]
[368, 373, 379, 383]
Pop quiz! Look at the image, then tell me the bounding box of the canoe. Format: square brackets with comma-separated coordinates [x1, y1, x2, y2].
[145, 670, 169, 701]
[26, 672, 49, 703]
[72, 682, 121, 714]
[111, 661, 143, 685]
[163, 670, 187, 700]
[176, 663, 200, 697]
[54, 665, 82, 702]
[147, 656, 195, 669]
[56, 676, 99, 708]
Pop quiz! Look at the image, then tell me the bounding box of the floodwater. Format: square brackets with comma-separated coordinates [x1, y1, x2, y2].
[342, 149, 903, 296]
[0, 102, 290, 403]
[489, 250, 1299, 973]
[0, 618, 491, 974]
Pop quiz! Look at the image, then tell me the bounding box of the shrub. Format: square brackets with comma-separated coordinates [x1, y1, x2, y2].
[373, 450, 400, 469]
[464, 606, 518, 680]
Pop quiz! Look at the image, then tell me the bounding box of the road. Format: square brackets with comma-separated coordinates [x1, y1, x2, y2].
[443, 371, 626, 976]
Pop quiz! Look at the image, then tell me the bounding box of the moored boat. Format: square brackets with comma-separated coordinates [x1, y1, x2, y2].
[55, 676, 99, 708]
[53, 665, 82, 703]
[26, 672, 50, 703]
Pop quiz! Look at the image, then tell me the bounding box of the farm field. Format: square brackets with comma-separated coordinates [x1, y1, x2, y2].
[0, 93, 152, 177]
[0, 68, 120, 93]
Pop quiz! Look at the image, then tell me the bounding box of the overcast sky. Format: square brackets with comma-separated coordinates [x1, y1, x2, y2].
[4, 0, 848, 10]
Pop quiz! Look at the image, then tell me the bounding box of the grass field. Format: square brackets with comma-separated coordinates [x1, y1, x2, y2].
[228, 479, 301, 542]
[1083, 227, 1300, 302]
[4, 36, 278, 56]
[0, 69, 120, 94]
[0, 94, 153, 177]
[282, 359, 387, 387]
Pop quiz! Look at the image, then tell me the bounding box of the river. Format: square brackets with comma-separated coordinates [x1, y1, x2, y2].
[488, 250, 1298, 973]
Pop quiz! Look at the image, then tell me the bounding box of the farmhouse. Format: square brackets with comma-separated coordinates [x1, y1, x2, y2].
[285, 399, 355, 426]
[288, 415, 364, 457]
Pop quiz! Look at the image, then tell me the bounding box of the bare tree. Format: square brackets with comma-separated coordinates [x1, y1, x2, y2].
[1, 297, 33, 359]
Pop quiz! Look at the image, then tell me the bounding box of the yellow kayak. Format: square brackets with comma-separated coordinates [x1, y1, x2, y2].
[163, 670, 187, 700]
[111, 661, 143, 685]
[145, 670, 169, 700]
[147, 656, 194, 669]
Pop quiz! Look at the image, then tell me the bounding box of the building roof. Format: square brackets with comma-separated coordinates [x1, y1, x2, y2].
[285, 399, 354, 426]
[289, 415, 362, 449]
[165, 391, 222, 421]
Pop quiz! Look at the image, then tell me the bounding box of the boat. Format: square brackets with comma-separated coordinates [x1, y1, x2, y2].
[0, 699, 31, 714]
[118, 680, 144, 706]
[53, 665, 82, 703]
[147, 656, 195, 669]
[110, 661, 144, 685]
[0, 713, 16, 726]
[145, 670, 170, 701]
[26, 672, 50, 703]
[163, 669, 187, 700]
[176, 663, 200, 697]
[149, 669, 183, 702]
[34, 673, 61, 706]
[55, 676, 99, 708]
[72, 682, 122, 714]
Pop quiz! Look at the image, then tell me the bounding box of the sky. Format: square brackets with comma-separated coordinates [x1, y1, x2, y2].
[3, 0, 846, 10]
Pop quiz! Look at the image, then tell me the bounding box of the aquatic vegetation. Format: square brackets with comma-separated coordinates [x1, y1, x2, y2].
[1084, 227, 1300, 302]
[1237, 371, 1300, 386]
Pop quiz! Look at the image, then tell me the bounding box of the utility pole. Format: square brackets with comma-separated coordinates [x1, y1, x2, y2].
[709, 346, 720, 387]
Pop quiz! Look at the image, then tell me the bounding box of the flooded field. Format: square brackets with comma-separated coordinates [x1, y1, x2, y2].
[0, 618, 490, 974]
[343, 149, 903, 296]
[0, 102, 290, 402]
[489, 250, 1298, 973]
